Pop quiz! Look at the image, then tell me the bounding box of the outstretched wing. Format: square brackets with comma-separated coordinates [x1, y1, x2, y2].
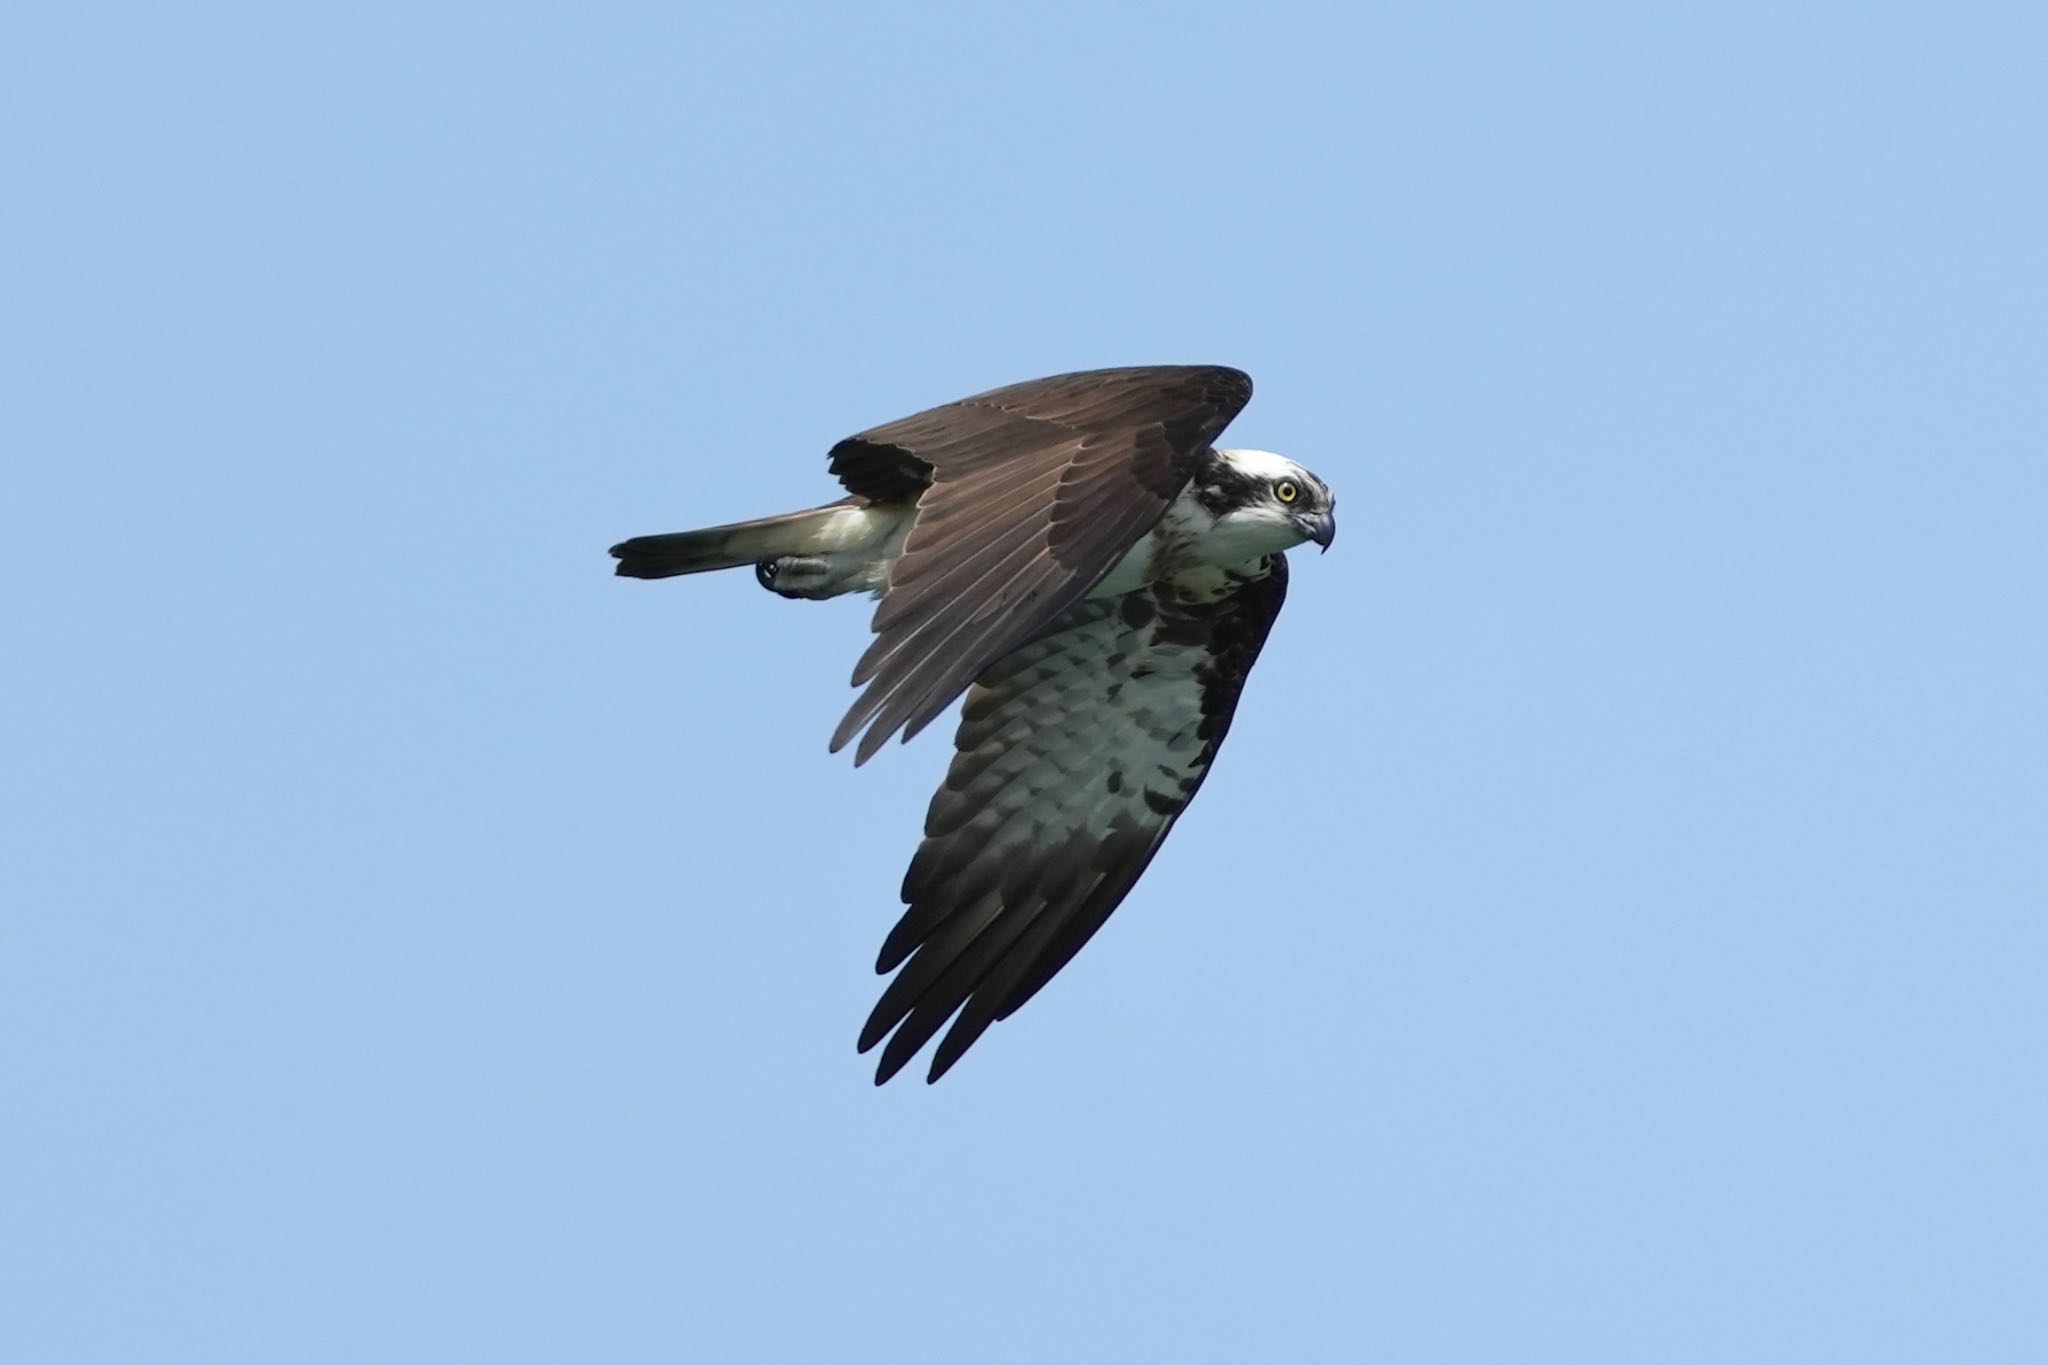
[826, 364, 1253, 764]
[858, 557, 1290, 1084]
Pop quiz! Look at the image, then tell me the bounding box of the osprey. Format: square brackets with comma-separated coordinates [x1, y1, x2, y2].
[611, 365, 1335, 1083]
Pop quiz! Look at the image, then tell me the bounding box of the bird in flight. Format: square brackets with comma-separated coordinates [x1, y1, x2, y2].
[611, 365, 1336, 1083]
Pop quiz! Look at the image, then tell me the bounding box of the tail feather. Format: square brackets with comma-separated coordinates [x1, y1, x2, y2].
[610, 500, 855, 580]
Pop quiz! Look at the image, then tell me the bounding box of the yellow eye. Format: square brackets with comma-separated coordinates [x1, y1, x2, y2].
[1274, 479, 1300, 504]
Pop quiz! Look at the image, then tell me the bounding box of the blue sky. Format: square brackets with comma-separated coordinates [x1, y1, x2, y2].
[6, 3, 2044, 1361]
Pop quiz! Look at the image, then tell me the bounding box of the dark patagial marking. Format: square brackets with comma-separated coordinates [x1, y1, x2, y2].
[827, 438, 933, 504]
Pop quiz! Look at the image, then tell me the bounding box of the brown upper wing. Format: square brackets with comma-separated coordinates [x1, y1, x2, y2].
[824, 365, 1253, 764]
[858, 557, 1290, 1084]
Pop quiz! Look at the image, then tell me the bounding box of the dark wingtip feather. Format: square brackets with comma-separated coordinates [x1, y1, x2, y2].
[874, 1028, 926, 1084]
[854, 722, 893, 766]
[866, 1041, 907, 1085]
[859, 1022, 913, 1086]
[856, 997, 895, 1056]
[926, 1010, 995, 1083]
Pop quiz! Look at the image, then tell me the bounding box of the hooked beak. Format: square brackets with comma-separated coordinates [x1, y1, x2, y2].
[1296, 508, 1336, 552]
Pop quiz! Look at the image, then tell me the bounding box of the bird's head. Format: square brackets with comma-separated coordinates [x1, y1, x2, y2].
[1196, 449, 1337, 557]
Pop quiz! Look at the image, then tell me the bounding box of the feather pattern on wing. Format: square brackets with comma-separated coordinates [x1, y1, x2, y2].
[825, 365, 1253, 763]
[859, 555, 1290, 1083]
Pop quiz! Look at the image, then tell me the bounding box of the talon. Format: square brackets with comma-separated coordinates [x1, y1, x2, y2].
[756, 553, 832, 599]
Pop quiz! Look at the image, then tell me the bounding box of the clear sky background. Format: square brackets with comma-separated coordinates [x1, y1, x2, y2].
[6, 4, 2044, 1361]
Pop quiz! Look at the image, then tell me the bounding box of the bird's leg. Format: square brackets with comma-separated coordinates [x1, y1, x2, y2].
[756, 555, 836, 600]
